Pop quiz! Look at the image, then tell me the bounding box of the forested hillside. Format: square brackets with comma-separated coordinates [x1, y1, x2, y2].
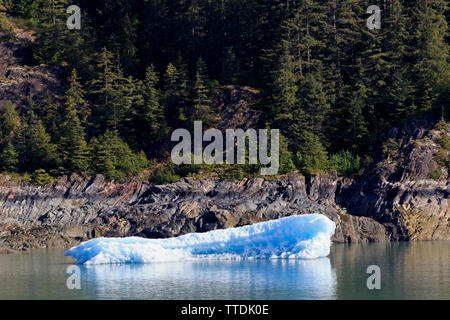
[0, 0, 448, 183]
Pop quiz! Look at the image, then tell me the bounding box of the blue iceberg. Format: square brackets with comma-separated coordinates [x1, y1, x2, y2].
[64, 214, 336, 264]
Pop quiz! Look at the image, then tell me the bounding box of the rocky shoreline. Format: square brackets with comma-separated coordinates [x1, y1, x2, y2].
[0, 171, 384, 253]
[1, 118, 448, 252]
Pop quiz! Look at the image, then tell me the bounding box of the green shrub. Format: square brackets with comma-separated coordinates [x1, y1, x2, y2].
[32, 169, 53, 186]
[382, 138, 403, 162]
[278, 134, 296, 174]
[218, 165, 247, 180]
[435, 149, 449, 167]
[151, 163, 180, 184]
[436, 134, 450, 150]
[330, 150, 362, 178]
[294, 132, 329, 175]
[434, 119, 447, 131]
[22, 172, 32, 182]
[90, 131, 149, 181]
[434, 128, 449, 168]
[430, 168, 441, 181]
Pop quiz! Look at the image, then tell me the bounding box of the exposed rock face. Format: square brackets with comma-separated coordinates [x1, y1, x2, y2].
[0, 27, 62, 110]
[149, 85, 265, 157]
[0, 171, 390, 252]
[214, 85, 265, 131]
[338, 118, 449, 241]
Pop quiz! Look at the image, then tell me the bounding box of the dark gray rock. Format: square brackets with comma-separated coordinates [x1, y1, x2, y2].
[337, 118, 449, 240]
[0, 171, 390, 251]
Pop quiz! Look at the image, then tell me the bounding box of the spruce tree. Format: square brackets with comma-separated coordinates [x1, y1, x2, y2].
[94, 0, 138, 74]
[340, 82, 370, 152]
[90, 130, 148, 181]
[193, 57, 216, 127]
[65, 69, 89, 124]
[181, 0, 208, 57]
[39, 92, 60, 140]
[0, 142, 19, 173]
[410, 0, 449, 111]
[90, 48, 132, 132]
[221, 47, 241, 85]
[382, 0, 416, 123]
[140, 64, 168, 144]
[298, 67, 331, 139]
[163, 62, 189, 124]
[273, 46, 299, 117]
[15, 112, 58, 172]
[0, 101, 19, 145]
[89, 136, 116, 179]
[33, 0, 77, 65]
[32, 169, 53, 186]
[295, 131, 329, 175]
[58, 108, 90, 173]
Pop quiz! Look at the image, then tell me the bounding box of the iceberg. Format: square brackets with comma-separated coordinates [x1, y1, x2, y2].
[64, 214, 335, 264]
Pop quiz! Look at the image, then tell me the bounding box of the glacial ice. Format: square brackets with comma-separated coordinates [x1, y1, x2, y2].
[64, 214, 336, 264]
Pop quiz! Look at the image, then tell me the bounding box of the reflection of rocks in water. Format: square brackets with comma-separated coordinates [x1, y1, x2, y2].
[330, 242, 450, 299]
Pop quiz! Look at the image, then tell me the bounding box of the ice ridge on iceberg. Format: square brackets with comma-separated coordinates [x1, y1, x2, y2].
[64, 214, 336, 264]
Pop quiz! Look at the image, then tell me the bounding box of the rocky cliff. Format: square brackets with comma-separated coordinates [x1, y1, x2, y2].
[1, 116, 448, 252]
[0, 24, 62, 111]
[338, 118, 449, 241]
[0, 170, 389, 252]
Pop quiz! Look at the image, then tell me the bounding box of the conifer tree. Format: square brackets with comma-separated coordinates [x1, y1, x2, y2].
[90, 48, 133, 132]
[193, 57, 217, 127]
[182, 0, 208, 57]
[90, 130, 148, 181]
[33, 0, 77, 65]
[139, 64, 168, 145]
[273, 46, 299, 117]
[221, 47, 241, 84]
[65, 69, 89, 124]
[58, 108, 90, 173]
[0, 101, 19, 146]
[9, 0, 40, 20]
[382, 0, 416, 123]
[16, 112, 58, 172]
[298, 67, 330, 139]
[89, 135, 115, 179]
[323, 0, 363, 95]
[410, 0, 449, 111]
[163, 62, 189, 124]
[0, 142, 19, 172]
[39, 92, 60, 140]
[339, 83, 370, 152]
[32, 169, 54, 186]
[295, 131, 329, 175]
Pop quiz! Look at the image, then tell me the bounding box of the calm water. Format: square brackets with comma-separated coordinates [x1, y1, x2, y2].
[0, 242, 448, 300]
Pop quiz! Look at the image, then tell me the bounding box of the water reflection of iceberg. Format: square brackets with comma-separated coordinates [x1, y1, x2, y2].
[80, 258, 336, 300]
[64, 214, 336, 264]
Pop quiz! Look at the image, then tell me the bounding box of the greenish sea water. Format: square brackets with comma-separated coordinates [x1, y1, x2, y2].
[0, 242, 448, 300]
